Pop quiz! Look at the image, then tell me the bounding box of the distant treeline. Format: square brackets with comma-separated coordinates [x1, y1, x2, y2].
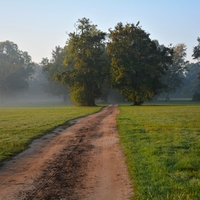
[0, 18, 200, 105]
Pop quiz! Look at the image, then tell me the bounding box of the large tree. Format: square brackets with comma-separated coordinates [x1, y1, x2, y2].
[0, 41, 34, 101]
[107, 22, 173, 105]
[56, 18, 107, 106]
[41, 46, 69, 102]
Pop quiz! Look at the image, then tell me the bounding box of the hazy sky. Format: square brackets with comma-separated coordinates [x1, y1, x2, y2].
[1, 0, 200, 63]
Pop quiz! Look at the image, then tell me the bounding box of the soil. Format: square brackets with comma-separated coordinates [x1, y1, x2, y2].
[0, 105, 133, 200]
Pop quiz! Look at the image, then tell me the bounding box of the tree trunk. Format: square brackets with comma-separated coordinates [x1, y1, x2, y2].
[165, 93, 170, 101]
[133, 99, 143, 106]
[86, 98, 96, 106]
[79, 98, 96, 106]
[63, 93, 69, 103]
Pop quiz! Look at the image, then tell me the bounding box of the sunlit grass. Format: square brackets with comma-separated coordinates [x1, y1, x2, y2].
[0, 106, 102, 163]
[117, 104, 200, 200]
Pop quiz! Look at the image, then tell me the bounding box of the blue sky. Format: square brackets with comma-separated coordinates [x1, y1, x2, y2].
[1, 0, 200, 63]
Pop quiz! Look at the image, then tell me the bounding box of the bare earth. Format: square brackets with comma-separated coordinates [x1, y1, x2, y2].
[0, 105, 133, 200]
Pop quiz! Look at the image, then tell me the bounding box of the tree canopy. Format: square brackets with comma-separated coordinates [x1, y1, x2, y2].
[193, 37, 200, 61]
[55, 18, 108, 106]
[107, 22, 173, 105]
[0, 41, 34, 99]
[192, 37, 200, 81]
[2, 21, 199, 106]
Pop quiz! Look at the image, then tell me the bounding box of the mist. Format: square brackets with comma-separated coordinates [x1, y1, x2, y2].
[1, 62, 200, 107]
[0, 63, 71, 107]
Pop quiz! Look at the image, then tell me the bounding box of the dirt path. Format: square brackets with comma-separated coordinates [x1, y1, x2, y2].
[0, 105, 133, 200]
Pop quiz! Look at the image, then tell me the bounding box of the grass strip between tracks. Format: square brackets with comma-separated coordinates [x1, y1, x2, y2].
[0, 106, 102, 164]
[117, 104, 200, 200]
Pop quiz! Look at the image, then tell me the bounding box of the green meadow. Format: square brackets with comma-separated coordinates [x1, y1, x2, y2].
[0, 106, 102, 163]
[1, 102, 200, 199]
[117, 103, 200, 200]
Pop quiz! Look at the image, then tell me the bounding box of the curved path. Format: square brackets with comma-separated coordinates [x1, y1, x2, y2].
[0, 105, 133, 199]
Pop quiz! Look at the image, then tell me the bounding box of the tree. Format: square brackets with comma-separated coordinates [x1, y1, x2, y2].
[27, 63, 47, 96]
[56, 18, 107, 106]
[171, 63, 199, 98]
[162, 43, 188, 100]
[192, 37, 200, 81]
[41, 46, 69, 102]
[193, 37, 200, 61]
[107, 22, 173, 105]
[0, 41, 34, 101]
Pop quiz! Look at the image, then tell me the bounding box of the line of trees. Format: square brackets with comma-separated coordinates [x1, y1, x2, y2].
[1, 18, 200, 105]
[0, 41, 35, 103]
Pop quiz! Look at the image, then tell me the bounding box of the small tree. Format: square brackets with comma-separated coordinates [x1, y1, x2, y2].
[193, 37, 200, 61]
[41, 46, 70, 102]
[107, 22, 173, 105]
[181, 63, 200, 98]
[162, 43, 188, 100]
[192, 37, 200, 80]
[56, 18, 107, 106]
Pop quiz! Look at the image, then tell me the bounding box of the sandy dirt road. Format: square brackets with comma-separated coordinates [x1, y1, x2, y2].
[0, 105, 133, 200]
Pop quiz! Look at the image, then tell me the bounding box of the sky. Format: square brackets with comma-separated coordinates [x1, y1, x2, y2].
[1, 0, 200, 63]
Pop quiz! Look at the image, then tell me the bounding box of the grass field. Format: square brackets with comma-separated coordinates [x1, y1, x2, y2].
[0, 106, 102, 164]
[1, 102, 200, 199]
[117, 103, 200, 200]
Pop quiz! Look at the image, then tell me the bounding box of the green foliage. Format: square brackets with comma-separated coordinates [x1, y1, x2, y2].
[0, 41, 34, 98]
[117, 104, 200, 199]
[70, 85, 96, 106]
[193, 37, 200, 60]
[192, 37, 200, 84]
[41, 46, 69, 102]
[161, 43, 189, 100]
[107, 22, 173, 105]
[181, 63, 200, 97]
[0, 106, 102, 163]
[56, 18, 108, 106]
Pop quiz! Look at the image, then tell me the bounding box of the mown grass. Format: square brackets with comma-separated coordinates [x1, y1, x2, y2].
[117, 104, 200, 200]
[0, 106, 102, 163]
